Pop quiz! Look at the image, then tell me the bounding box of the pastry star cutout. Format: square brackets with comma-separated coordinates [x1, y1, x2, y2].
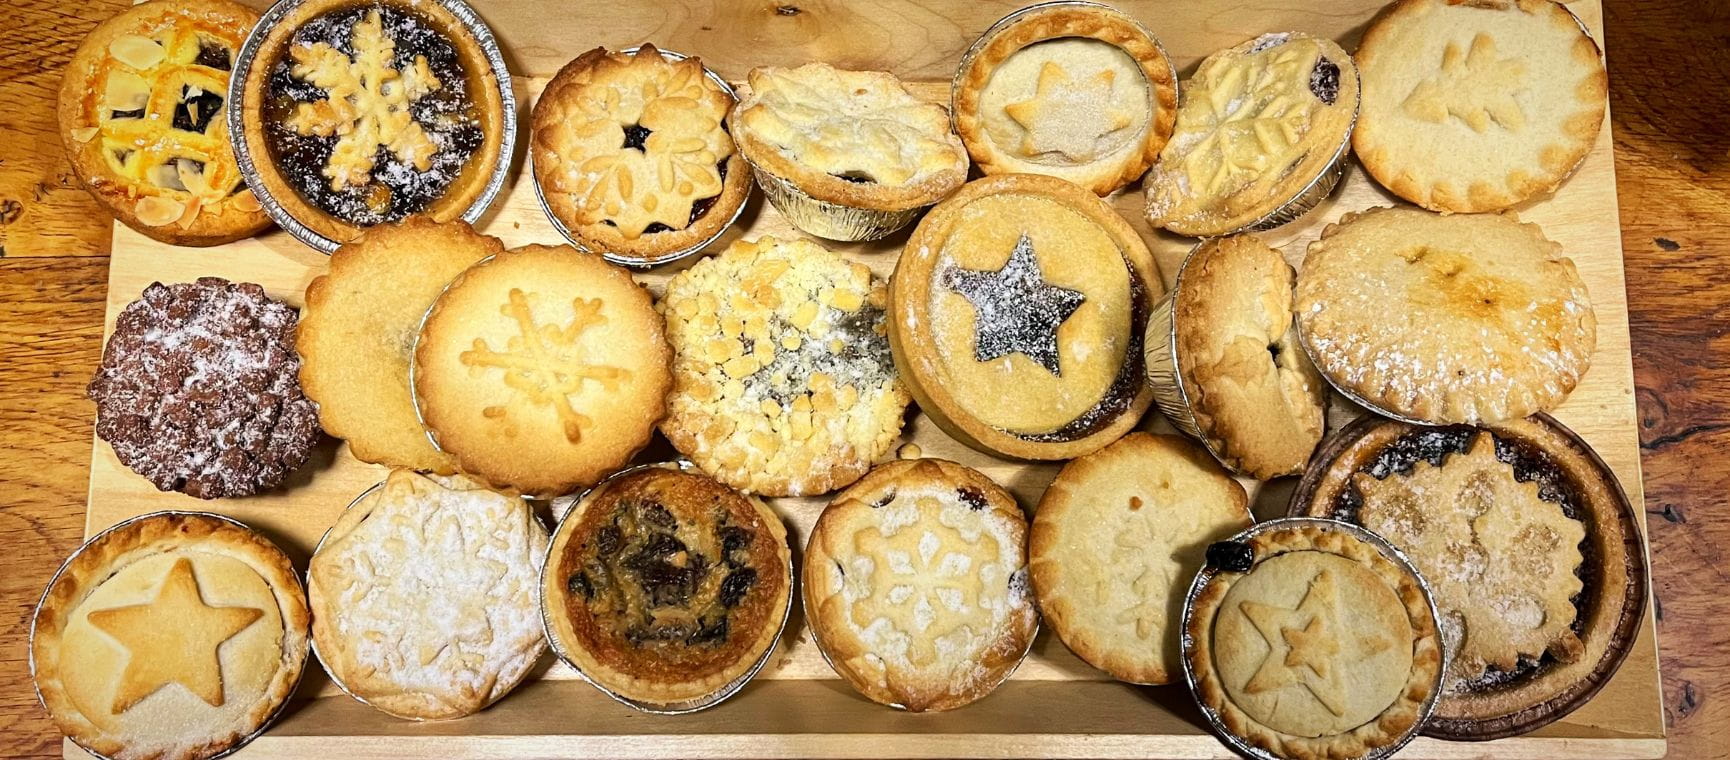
[1238, 569, 1391, 717]
[1004, 61, 1138, 161]
[940, 233, 1085, 376]
[85, 558, 264, 713]
[1402, 33, 1528, 134]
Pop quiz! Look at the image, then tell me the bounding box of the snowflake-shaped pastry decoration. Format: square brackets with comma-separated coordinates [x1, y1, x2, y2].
[1402, 33, 1528, 134]
[284, 8, 443, 190]
[849, 500, 998, 667]
[460, 288, 629, 443]
[1174, 43, 1317, 196]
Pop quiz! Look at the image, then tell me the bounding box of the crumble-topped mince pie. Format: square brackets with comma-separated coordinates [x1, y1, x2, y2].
[238, 0, 510, 246]
[1294, 207, 1595, 424]
[543, 464, 792, 710]
[1144, 33, 1359, 237]
[890, 174, 1160, 460]
[1355, 0, 1607, 212]
[33, 513, 310, 760]
[804, 459, 1037, 712]
[659, 236, 910, 497]
[59, 0, 271, 246]
[952, 1, 1178, 195]
[731, 62, 968, 241]
[532, 44, 751, 264]
[1186, 519, 1442, 760]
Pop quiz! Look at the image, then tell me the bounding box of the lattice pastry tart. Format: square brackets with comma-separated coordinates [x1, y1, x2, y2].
[59, 0, 271, 246]
[804, 459, 1038, 712]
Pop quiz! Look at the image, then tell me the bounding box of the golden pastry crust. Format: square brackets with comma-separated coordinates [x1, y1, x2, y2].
[413, 244, 671, 498]
[732, 63, 968, 211]
[659, 236, 909, 497]
[1145, 33, 1359, 237]
[1294, 206, 1595, 424]
[1186, 521, 1442, 760]
[531, 45, 751, 262]
[1354, 0, 1607, 213]
[543, 465, 791, 707]
[310, 471, 549, 720]
[952, 3, 1177, 195]
[32, 513, 309, 760]
[298, 216, 504, 473]
[1173, 235, 1327, 478]
[237, 0, 509, 245]
[58, 0, 271, 246]
[889, 173, 1160, 460]
[1029, 433, 1250, 684]
[803, 459, 1037, 712]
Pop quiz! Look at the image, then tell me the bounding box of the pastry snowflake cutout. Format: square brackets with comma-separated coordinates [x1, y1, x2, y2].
[1354, 433, 1585, 683]
[849, 498, 998, 667]
[459, 288, 629, 443]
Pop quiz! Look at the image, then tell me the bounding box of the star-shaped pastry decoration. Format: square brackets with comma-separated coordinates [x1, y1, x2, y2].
[1401, 32, 1528, 134]
[1238, 569, 1391, 717]
[939, 233, 1086, 376]
[1004, 61, 1138, 161]
[85, 558, 264, 713]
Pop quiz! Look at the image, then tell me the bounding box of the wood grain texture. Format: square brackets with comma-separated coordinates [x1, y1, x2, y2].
[0, 0, 1723, 758]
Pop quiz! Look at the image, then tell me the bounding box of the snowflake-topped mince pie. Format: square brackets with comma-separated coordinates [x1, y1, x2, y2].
[532, 44, 752, 264]
[59, 0, 272, 246]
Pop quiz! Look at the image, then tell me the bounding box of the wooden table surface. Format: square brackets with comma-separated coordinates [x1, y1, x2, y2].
[1, 1, 1724, 758]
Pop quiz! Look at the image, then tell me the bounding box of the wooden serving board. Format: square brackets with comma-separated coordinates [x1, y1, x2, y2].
[79, 1, 1663, 757]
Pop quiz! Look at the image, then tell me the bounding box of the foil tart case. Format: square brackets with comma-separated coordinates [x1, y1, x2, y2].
[744, 158, 926, 243]
[1178, 517, 1446, 760]
[227, 0, 518, 255]
[530, 46, 750, 269]
[30, 511, 310, 760]
[538, 461, 794, 714]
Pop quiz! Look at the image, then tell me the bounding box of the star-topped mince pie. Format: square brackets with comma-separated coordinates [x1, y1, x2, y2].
[532, 45, 752, 264]
[59, 0, 271, 246]
[890, 174, 1160, 460]
[952, 2, 1177, 195]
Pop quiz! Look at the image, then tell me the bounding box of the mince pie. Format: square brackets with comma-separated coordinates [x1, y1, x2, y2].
[59, 0, 271, 246]
[1294, 206, 1595, 424]
[542, 464, 792, 710]
[531, 44, 751, 264]
[804, 459, 1037, 712]
[952, 1, 1178, 195]
[237, 0, 511, 248]
[889, 173, 1160, 460]
[33, 513, 309, 760]
[1355, 0, 1607, 212]
[1144, 33, 1359, 237]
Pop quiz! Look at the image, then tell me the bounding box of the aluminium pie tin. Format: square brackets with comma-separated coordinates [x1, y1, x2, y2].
[404, 253, 494, 461]
[528, 46, 750, 269]
[1178, 517, 1446, 760]
[537, 460, 794, 714]
[227, 0, 517, 254]
[29, 511, 310, 760]
[742, 157, 928, 242]
[1142, 241, 1242, 474]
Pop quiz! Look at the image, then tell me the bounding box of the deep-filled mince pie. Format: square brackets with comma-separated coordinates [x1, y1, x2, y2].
[310, 470, 548, 720]
[543, 464, 791, 709]
[32, 513, 309, 760]
[238, 0, 509, 245]
[531, 44, 751, 263]
[89, 278, 321, 499]
[1030, 433, 1251, 684]
[59, 0, 271, 246]
[413, 245, 671, 498]
[952, 1, 1178, 195]
[659, 236, 910, 497]
[1186, 520, 1442, 760]
[803, 459, 1037, 712]
[1294, 206, 1595, 424]
[1355, 0, 1607, 212]
[1144, 33, 1359, 237]
[298, 217, 503, 473]
[889, 174, 1160, 460]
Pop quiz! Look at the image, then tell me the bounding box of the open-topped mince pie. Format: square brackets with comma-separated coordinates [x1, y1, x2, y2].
[543, 464, 792, 711]
[532, 44, 752, 265]
[60, 0, 271, 246]
[237, 0, 511, 248]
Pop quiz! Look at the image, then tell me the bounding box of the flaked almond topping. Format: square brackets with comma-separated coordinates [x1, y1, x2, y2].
[103, 71, 150, 113]
[109, 35, 166, 70]
[231, 188, 262, 212]
[70, 126, 101, 143]
[175, 198, 203, 229]
[134, 195, 185, 226]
